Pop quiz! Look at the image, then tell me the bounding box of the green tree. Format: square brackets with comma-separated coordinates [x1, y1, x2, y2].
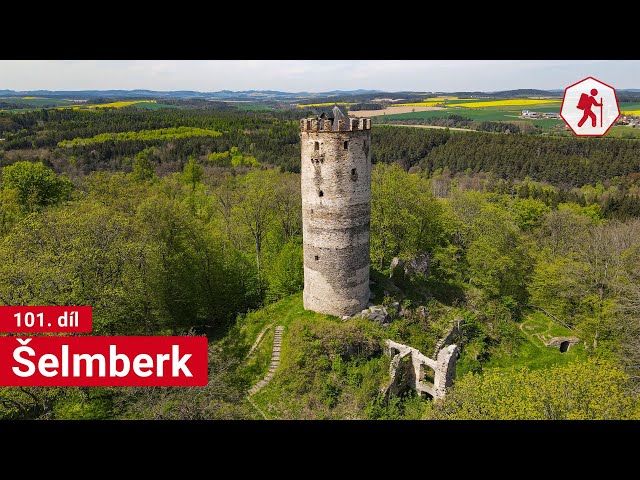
[457, 200, 533, 307]
[265, 237, 304, 302]
[0, 187, 20, 236]
[207, 151, 231, 167]
[426, 358, 639, 420]
[182, 156, 203, 191]
[1, 161, 73, 212]
[131, 149, 156, 182]
[370, 163, 444, 269]
[230, 170, 279, 298]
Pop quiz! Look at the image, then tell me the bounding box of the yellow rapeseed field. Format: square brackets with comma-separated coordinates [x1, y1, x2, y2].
[447, 99, 561, 108]
[395, 97, 458, 107]
[623, 110, 640, 116]
[22, 96, 38, 100]
[86, 100, 157, 109]
[394, 101, 444, 107]
[59, 100, 157, 110]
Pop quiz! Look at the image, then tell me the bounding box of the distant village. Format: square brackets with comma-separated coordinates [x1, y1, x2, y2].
[521, 109, 639, 127]
[520, 110, 560, 119]
[615, 115, 640, 127]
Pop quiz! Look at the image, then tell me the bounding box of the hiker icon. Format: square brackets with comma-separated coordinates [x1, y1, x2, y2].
[577, 89, 603, 128]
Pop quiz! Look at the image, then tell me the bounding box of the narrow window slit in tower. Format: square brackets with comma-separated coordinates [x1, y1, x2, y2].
[351, 168, 356, 175]
[344, 141, 348, 150]
[314, 141, 319, 151]
[318, 190, 324, 197]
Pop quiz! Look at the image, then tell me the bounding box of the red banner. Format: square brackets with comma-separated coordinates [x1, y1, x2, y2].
[0, 306, 92, 333]
[0, 336, 208, 386]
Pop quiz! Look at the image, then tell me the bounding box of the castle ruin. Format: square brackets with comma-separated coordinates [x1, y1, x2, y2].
[300, 107, 372, 317]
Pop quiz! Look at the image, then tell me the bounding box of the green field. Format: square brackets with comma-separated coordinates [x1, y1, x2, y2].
[0, 96, 76, 106]
[0, 97, 180, 112]
[621, 102, 640, 112]
[376, 100, 640, 133]
[554, 125, 640, 139]
[379, 107, 563, 128]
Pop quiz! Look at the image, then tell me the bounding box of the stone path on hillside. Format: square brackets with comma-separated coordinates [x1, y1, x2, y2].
[248, 326, 284, 396]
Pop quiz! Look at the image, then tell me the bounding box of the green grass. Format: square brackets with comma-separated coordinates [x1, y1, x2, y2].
[225, 291, 594, 419]
[235, 290, 461, 419]
[231, 294, 397, 419]
[483, 310, 587, 371]
[606, 126, 640, 138]
[0, 97, 76, 108]
[620, 102, 640, 112]
[552, 125, 640, 139]
[378, 107, 564, 131]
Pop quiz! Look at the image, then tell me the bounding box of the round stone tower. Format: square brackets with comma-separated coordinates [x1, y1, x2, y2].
[300, 107, 372, 317]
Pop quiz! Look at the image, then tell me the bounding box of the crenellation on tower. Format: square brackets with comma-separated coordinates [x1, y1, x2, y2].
[299, 116, 372, 133]
[300, 106, 372, 317]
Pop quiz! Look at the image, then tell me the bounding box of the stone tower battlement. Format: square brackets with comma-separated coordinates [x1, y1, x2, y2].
[300, 117, 372, 132]
[300, 106, 372, 317]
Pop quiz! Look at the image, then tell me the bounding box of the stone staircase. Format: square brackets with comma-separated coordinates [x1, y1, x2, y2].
[248, 326, 284, 396]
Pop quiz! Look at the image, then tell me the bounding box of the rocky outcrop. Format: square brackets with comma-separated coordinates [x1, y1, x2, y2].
[389, 254, 431, 284]
[389, 257, 405, 283]
[358, 305, 391, 324]
[405, 253, 430, 278]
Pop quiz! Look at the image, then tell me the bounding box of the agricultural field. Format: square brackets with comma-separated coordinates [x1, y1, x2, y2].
[0, 98, 177, 112]
[395, 97, 460, 107]
[0, 96, 78, 111]
[60, 100, 160, 110]
[348, 106, 444, 117]
[447, 99, 561, 108]
[369, 98, 640, 133]
[297, 102, 355, 108]
[376, 107, 554, 123]
[621, 102, 640, 114]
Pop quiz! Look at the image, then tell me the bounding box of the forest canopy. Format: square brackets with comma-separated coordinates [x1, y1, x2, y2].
[1, 105, 640, 419]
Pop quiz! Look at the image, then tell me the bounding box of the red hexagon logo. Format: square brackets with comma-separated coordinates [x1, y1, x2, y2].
[560, 77, 620, 137]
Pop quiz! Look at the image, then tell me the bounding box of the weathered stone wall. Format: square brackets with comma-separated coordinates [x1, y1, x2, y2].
[300, 117, 372, 316]
[383, 339, 459, 401]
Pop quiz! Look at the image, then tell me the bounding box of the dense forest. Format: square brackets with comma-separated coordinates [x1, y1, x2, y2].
[1, 105, 640, 419]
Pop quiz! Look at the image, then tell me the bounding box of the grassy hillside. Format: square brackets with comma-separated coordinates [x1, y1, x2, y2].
[228, 291, 450, 419]
[227, 292, 603, 419]
[483, 310, 587, 371]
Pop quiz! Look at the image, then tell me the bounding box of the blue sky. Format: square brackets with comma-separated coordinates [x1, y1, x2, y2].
[1, 60, 638, 92]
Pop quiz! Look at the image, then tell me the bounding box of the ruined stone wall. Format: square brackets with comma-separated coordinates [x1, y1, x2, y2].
[300, 117, 372, 316]
[383, 339, 459, 401]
